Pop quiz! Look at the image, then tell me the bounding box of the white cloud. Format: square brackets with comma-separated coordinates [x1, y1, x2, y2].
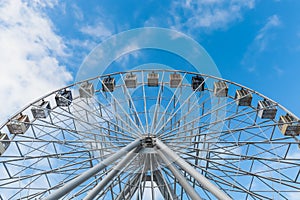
[255, 15, 281, 51]
[242, 15, 281, 72]
[72, 4, 84, 21]
[67, 38, 98, 53]
[24, 0, 59, 9]
[115, 51, 142, 70]
[169, 0, 255, 32]
[273, 65, 284, 76]
[80, 21, 112, 39]
[0, 0, 72, 122]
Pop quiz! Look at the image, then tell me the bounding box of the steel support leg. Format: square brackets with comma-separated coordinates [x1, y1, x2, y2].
[115, 173, 140, 200]
[154, 170, 178, 200]
[84, 146, 140, 200]
[44, 139, 141, 200]
[156, 139, 232, 200]
[157, 150, 202, 200]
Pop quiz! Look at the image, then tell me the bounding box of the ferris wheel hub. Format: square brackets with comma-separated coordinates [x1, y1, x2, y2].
[1, 69, 299, 199]
[142, 136, 156, 148]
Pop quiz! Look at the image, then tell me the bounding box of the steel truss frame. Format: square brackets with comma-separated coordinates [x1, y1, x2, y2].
[0, 69, 299, 200]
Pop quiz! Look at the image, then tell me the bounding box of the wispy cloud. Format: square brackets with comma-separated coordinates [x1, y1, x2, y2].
[255, 15, 281, 51]
[72, 3, 84, 21]
[80, 21, 112, 39]
[63, 5, 115, 64]
[24, 0, 59, 9]
[273, 65, 284, 76]
[169, 0, 255, 33]
[242, 14, 281, 73]
[0, 0, 72, 122]
[67, 38, 98, 52]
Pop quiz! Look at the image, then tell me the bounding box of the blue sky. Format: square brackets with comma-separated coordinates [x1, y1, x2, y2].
[0, 1, 300, 199]
[1, 0, 300, 123]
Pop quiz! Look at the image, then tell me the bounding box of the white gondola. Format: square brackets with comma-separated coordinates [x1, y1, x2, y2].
[55, 89, 72, 107]
[7, 114, 30, 134]
[278, 114, 300, 136]
[125, 73, 137, 88]
[257, 100, 277, 119]
[192, 75, 205, 91]
[102, 77, 115, 92]
[213, 81, 228, 97]
[170, 73, 182, 88]
[79, 82, 94, 98]
[148, 72, 159, 87]
[0, 133, 9, 155]
[235, 89, 252, 106]
[31, 100, 51, 119]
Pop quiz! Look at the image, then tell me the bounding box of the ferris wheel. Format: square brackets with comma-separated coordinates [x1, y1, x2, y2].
[0, 69, 299, 200]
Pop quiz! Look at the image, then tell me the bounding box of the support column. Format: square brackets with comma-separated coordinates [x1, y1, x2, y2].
[84, 146, 140, 200]
[44, 139, 141, 200]
[154, 170, 178, 200]
[156, 139, 232, 200]
[157, 150, 202, 200]
[115, 174, 140, 200]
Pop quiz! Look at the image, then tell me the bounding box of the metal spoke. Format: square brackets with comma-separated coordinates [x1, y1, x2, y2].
[0, 69, 299, 200]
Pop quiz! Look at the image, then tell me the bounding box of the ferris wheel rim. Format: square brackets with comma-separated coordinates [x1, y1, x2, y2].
[0, 69, 299, 200]
[2, 69, 299, 129]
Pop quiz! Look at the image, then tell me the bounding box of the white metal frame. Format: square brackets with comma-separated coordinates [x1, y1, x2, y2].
[0, 69, 299, 200]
